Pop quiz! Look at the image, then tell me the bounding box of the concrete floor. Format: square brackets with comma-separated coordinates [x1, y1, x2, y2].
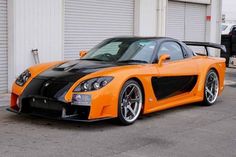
[0, 68, 235, 157]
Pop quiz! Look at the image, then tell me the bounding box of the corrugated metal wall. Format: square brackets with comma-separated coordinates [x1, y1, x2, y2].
[13, 0, 63, 77]
[64, 0, 134, 60]
[0, 0, 7, 93]
[185, 3, 206, 41]
[167, 1, 206, 41]
[166, 1, 185, 40]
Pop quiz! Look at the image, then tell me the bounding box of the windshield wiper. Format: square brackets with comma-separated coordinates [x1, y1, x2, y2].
[117, 60, 148, 64]
[80, 58, 105, 61]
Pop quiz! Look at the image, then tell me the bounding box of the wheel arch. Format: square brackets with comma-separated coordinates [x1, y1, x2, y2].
[207, 66, 224, 96]
[209, 67, 219, 78]
[196, 63, 221, 99]
[199, 65, 221, 98]
[201, 67, 220, 106]
[127, 77, 145, 111]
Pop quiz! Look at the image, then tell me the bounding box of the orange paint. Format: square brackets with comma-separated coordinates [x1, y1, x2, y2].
[11, 56, 226, 120]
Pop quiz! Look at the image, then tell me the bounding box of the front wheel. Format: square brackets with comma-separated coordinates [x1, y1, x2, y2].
[202, 70, 219, 106]
[117, 80, 143, 125]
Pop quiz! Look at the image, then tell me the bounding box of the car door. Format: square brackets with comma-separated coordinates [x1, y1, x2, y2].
[152, 41, 199, 106]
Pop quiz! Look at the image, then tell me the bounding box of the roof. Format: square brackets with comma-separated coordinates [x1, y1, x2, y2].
[109, 36, 175, 40]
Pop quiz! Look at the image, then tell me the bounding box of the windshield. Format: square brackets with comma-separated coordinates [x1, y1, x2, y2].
[221, 24, 228, 31]
[82, 38, 156, 63]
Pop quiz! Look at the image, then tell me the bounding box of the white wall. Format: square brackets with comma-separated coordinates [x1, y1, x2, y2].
[134, 0, 157, 36]
[157, 0, 167, 37]
[208, 0, 222, 56]
[206, 0, 222, 44]
[8, 0, 63, 90]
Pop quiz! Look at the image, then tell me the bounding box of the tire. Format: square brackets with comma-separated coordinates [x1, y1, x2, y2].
[226, 57, 230, 67]
[202, 70, 219, 106]
[117, 80, 143, 125]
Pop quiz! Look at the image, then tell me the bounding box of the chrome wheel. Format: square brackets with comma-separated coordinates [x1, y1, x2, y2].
[119, 81, 142, 124]
[205, 71, 219, 104]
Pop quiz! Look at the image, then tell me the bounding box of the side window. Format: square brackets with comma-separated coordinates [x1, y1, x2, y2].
[232, 27, 236, 35]
[158, 42, 184, 61]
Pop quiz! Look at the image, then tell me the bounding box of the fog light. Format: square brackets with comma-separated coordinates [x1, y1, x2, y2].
[72, 94, 91, 106]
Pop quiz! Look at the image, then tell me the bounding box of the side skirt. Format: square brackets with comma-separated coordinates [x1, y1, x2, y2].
[143, 95, 203, 115]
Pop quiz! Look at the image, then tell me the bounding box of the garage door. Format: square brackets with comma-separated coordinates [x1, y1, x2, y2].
[64, 0, 134, 60]
[167, 1, 207, 41]
[0, 0, 7, 93]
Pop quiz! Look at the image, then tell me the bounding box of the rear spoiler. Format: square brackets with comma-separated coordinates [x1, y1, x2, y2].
[183, 41, 227, 56]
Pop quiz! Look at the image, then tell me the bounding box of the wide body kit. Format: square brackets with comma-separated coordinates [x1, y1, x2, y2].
[8, 37, 226, 123]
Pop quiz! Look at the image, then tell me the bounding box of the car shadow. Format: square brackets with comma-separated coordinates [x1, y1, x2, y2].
[228, 66, 236, 69]
[5, 112, 119, 131]
[139, 103, 200, 120]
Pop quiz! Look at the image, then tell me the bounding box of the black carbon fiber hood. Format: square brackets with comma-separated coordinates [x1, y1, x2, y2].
[37, 60, 115, 82]
[20, 60, 115, 101]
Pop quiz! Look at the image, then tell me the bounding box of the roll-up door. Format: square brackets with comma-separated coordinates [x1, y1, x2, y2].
[0, 0, 7, 93]
[166, 1, 185, 40]
[64, 0, 134, 60]
[167, 1, 207, 42]
[185, 3, 207, 41]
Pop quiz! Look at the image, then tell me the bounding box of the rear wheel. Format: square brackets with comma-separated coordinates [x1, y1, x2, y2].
[202, 70, 219, 106]
[117, 80, 143, 125]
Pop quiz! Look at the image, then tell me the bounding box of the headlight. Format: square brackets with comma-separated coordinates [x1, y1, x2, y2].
[15, 70, 31, 86]
[74, 77, 113, 92]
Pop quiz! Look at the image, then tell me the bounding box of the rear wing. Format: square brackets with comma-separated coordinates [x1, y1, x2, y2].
[183, 41, 227, 56]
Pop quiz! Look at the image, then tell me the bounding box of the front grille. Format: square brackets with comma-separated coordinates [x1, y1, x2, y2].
[28, 98, 64, 111]
[21, 97, 90, 120]
[40, 81, 72, 98]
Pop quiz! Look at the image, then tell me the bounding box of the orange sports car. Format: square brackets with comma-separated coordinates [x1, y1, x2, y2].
[8, 37, 226, 125]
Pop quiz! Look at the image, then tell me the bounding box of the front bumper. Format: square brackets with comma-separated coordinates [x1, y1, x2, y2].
[8, 96, 112, 122]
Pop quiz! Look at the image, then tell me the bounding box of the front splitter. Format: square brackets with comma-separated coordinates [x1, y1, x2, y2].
[6, 107, 112, 122]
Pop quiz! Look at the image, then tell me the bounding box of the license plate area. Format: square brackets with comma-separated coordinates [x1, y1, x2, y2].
[29, 97, 64, 111]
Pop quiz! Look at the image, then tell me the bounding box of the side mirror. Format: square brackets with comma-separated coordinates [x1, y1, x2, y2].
[157, 54, 170, 66]
[79, 50, 88, 58]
